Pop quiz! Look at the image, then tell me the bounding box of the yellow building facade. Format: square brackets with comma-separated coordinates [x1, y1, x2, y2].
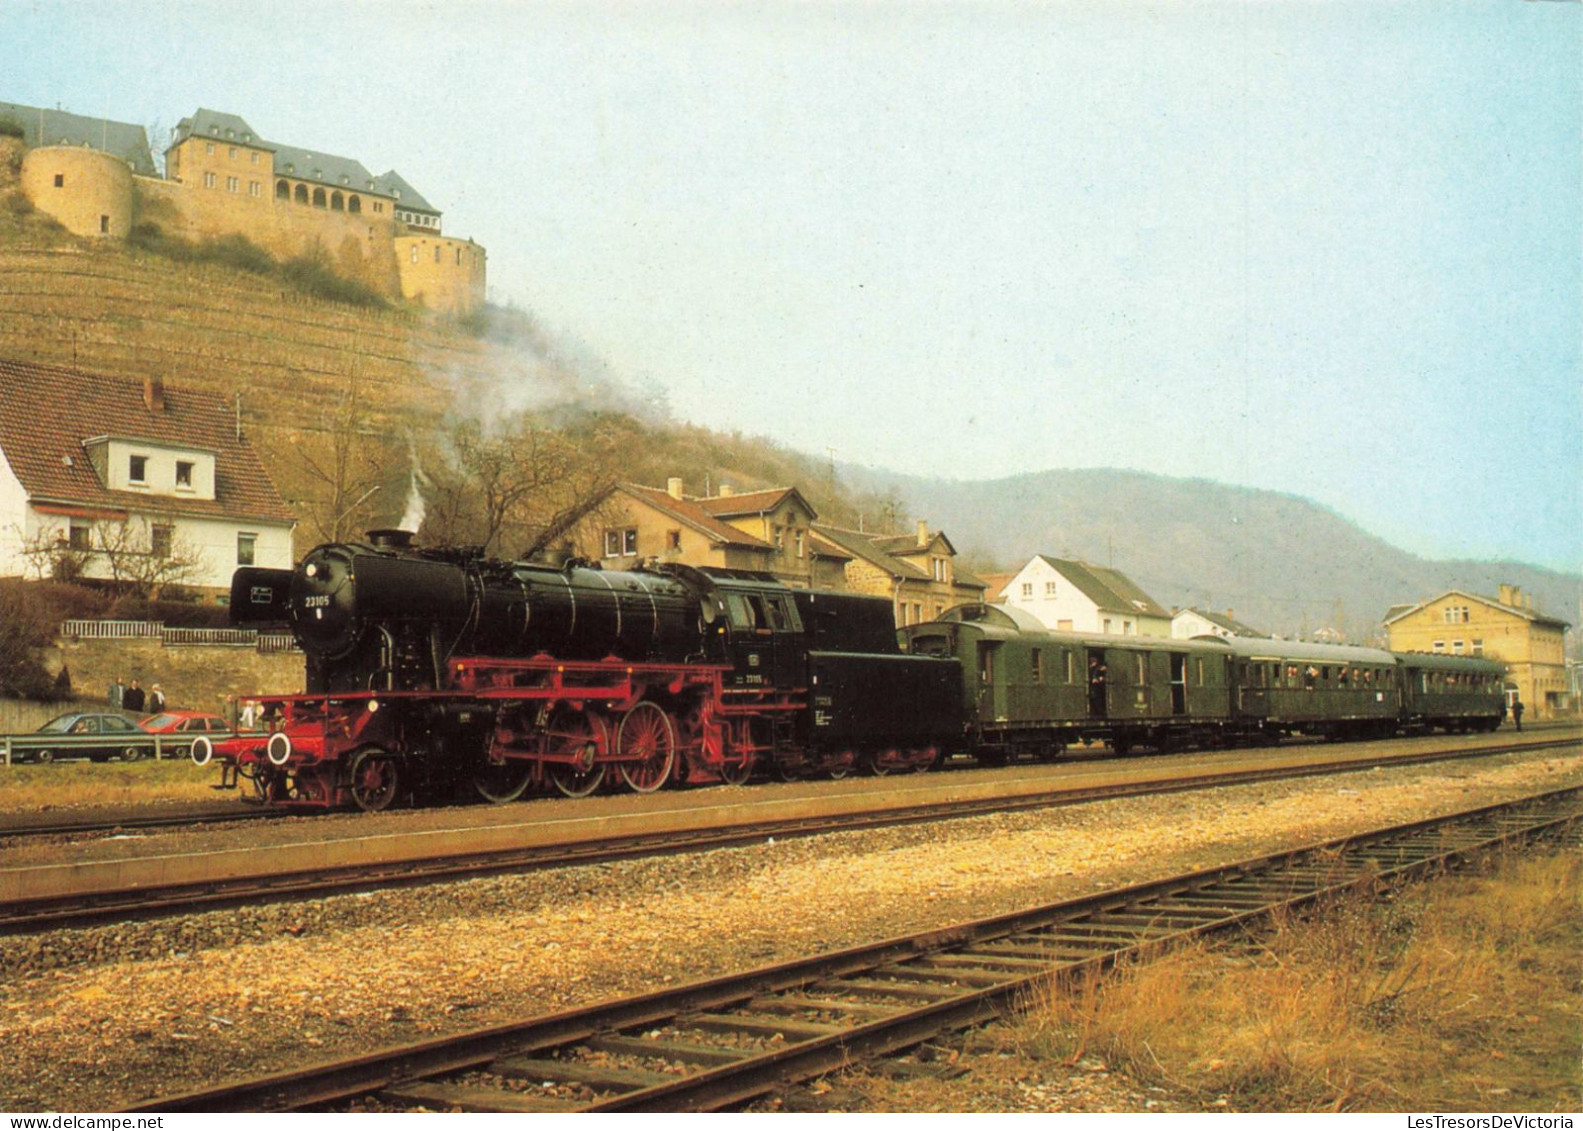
[1384, 584, 1571, 719]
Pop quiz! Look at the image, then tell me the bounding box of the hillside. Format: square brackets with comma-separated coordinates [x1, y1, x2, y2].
[842, 465, 1581, 642]
[2, 142, 1574, 641]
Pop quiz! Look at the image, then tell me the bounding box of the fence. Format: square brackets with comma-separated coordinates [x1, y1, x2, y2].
[59, 620, 299, 653]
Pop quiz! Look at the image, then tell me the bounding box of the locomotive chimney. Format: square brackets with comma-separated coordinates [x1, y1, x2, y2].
[367, 528, 415, 550]
[143, 377, 165, 412]
[666, 476, 684, 500]
[916, 519, 929, 547]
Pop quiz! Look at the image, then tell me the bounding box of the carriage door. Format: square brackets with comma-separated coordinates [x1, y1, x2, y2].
[1169, 653, 1187, 715]
[978, 641, 1003, 719]
[1086, 648, 1108, 718]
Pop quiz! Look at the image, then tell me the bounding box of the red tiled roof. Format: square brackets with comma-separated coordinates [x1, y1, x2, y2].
[0, 357, 294, 524]
[694, 487, 802, 517]
[620, 484, 773, 549]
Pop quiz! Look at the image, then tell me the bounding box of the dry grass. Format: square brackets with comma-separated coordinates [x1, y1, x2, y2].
[1019, 849, 1583, 1112]
[0, 760, 217, 812]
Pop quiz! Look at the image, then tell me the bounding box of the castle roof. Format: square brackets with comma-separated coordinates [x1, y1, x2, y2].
[373, 170, 438, 215]
[171, 108, 272, 152]
[0, 357, 294, 526]
[0, 100, 156, 176]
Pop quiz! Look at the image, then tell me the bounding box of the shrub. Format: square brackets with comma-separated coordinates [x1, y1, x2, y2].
[107, 596, 230, 628]
[4, 190, 33, 217]
[0, 117, 24, 140]
[280, 253, 387, 308]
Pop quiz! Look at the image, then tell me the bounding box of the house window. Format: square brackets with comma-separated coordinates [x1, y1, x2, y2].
[1021, 582, 1033, 598]
[1472, 639, 1484, 656]
[175, 461, 194, 488]
[604, 528, 637, 557]
[68, 522, 90, 551]
[1103, 618, 1112, 633]
[1031, 648, 1043, 684]
[128, 455, 148, 483]
[794, 530, 805, 559]
[666, 530, 681, 552]
[237, 532, 257, 566]
[150, 524, 173, 559]
[1044, 581, 1056, 597]
[1432, 640, 1445, 653]
[1452, 640, 1465, 654]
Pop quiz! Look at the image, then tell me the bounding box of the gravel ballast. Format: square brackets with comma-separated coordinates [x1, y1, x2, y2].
[0, 748, 1577, 1110]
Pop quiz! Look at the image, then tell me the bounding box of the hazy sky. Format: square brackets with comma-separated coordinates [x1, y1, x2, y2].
[4, 1, 1579, 568]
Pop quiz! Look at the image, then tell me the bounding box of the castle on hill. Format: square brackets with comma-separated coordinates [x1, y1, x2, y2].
[1, 100, 485, 317]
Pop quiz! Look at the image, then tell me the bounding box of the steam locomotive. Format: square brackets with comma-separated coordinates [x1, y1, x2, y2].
[198, 531, 1508, 810]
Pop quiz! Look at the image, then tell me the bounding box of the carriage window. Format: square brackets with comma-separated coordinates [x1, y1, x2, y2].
[1031, 648, 1043, 683]
[1196, 658, 1204, 684]
[1136, 654, 1147, 682]
[1065, 651, 1075, 683]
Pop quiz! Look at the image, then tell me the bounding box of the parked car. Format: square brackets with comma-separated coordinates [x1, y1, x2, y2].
[139, 711, 231, 735]
[27, 712, 150, 763]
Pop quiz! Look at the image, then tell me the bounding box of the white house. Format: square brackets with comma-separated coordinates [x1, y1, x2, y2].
[1171, 607, 1264, 640]
[0, 357, 294, 597]
[1001, 555, 1172, 637]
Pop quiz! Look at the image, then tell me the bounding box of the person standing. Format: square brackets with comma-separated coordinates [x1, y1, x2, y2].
[108, 676, 125, 708]
[148, 684, 167, 713]
[122, 679, 146, 714]
[1512, 698, 1524, 732]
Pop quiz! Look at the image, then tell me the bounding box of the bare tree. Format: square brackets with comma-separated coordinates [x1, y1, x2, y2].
[292, 365, 396, 544]
[425, 411, 624, 559]
[92, 518, 207, 598]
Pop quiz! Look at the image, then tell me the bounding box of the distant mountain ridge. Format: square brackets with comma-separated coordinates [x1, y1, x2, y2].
[841, 466, 1580, 643]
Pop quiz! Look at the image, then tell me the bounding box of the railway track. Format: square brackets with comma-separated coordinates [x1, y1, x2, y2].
[124, 785, 1583, 1113]
[0, 730, 1566, 845]
[2, 735, 1575, 935]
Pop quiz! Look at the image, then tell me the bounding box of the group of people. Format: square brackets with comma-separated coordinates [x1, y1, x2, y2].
[107, 676, 166, 715]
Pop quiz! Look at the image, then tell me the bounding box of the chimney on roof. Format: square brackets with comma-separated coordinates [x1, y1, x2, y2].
[666, 476, 684, 500]
[1498, 583, 1519, 607]
[718, 484, 734, 498]
[143, 377, 165, 412]
[916, 519, 929, 548]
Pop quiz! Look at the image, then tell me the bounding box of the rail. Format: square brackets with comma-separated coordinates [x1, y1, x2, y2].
[123, 786, 1583, 1113]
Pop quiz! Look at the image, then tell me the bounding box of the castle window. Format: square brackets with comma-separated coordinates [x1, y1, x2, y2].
[435, 246, 442, 263]
[249, 180, 261, 197]
[228, 146, 237, 159]
[53, 173, 64, 188]
[411, 246, 419, 263]
[294, 183, 308, 204]
[226, 176, 238, 192]
[340, 175, 349, 185]
[348, 195, 361, 213]
[100, 215, 109, 234]
[276, 180, 288, 199]
[373, 201, 383, 213]
[204, 172, 216, 188]
[331, 191, 344, 211]
[250, 151, 258, 164]
[285, 163, 294, 173]
[456, 247, 462, 265]
[205, 142, 214, 154]
[312, 187, 326, 208]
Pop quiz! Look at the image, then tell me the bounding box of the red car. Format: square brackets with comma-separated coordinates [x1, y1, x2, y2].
[139, 711, 232, 735]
